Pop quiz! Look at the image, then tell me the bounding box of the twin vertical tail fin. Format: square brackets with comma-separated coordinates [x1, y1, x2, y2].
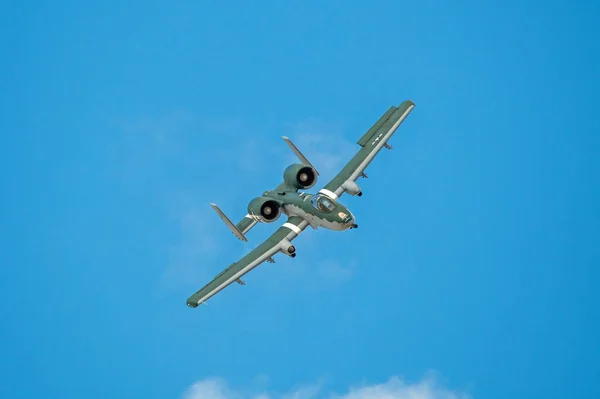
[210, 203, 249, 242]
[212, 137, 316, 242]
[281, 136, 319, 176]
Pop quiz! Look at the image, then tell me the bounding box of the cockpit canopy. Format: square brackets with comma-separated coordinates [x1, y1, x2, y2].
[311, 194, 336, 212]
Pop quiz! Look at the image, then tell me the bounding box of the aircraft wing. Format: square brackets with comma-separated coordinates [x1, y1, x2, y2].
[320, 100, 415, 199]
[186, 216, 309, 308]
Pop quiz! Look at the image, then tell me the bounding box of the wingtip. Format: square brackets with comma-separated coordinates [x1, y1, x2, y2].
[397, 99, 415, 108]
[186, 300, 199, 308]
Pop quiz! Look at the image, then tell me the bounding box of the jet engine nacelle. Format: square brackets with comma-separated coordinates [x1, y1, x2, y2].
[247, 196, 282, 223]
[283, 163, 317, 189]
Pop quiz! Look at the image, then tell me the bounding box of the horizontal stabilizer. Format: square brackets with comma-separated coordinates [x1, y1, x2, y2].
[236, 216, 258, 235]
[281, 136, 319, 175]
[210, 203, 248, 242]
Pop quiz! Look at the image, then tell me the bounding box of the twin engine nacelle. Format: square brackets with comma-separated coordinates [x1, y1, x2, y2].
[283, 163, 317, 190]
[247, 196, 282, 223]
[247, 164, 317, 223]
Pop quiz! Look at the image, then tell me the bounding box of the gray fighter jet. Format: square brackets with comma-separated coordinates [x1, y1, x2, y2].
[187, 100, 415, 308]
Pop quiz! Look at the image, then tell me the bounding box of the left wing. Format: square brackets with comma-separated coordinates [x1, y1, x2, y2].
[320, 100, 415, 199]
[186, 216, 309, 308]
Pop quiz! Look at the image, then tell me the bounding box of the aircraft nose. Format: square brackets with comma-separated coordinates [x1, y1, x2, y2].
[341, 211, 355, 227]
[337, 210, 352, 223]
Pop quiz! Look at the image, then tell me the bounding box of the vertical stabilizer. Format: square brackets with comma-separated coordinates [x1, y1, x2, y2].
[210, 203, 248, 242]
[281, 136, 320, 175]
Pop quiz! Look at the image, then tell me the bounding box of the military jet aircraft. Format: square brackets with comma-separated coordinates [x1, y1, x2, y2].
[186, 100, 415, 308]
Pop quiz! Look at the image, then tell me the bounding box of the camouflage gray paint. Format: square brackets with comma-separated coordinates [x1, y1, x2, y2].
[186, 100, 415, 308]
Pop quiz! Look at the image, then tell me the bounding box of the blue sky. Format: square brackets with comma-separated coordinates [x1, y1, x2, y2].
[2, 1, 599, 398]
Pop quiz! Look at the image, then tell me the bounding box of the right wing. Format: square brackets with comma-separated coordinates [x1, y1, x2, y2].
[320, 100, 415, 199]
[186, 216, 309, 308]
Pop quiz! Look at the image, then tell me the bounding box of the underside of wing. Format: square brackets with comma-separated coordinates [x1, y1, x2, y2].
[321, 100, 415, 199]
[186, 216, 309, 308]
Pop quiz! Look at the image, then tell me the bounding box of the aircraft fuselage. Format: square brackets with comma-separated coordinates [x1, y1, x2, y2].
[262, 190, 356, 231]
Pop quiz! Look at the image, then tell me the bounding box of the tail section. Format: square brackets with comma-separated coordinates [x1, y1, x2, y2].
[210, 203, 257, 242]
[281, 136, 320, 176]
[235, 214, 258, 235]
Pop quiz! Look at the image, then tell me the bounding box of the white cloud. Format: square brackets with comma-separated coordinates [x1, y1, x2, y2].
[181, 376, 469, 399]
[331, 376, 469, 399]
[182, 379, 240, 399]
[282, 381, 324, 399]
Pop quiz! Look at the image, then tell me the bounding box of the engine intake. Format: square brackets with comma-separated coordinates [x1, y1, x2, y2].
[283, 163, 317, 189]
[247, 197, 282, 223]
